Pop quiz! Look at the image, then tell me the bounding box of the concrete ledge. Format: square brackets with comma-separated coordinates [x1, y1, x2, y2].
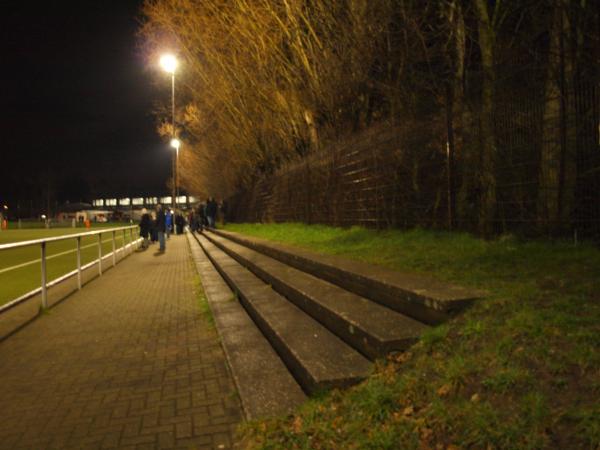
[187, 232, 306, 419]
[196, 234, 372, 393]
[211, 229, 486, 325]
[203, 232, 429, 360]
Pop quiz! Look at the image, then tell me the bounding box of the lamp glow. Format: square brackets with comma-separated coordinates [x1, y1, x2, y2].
[159, 54, 178, 74]
[170, 138, 181, 150]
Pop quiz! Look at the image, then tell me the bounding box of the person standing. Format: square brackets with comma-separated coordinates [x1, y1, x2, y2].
[206, 197, 218, 228]
[197, 204, 205, 232]
[139, 208, 151, 249]
[165, 209, 173, 239]
[204, 198, 210, 227]
[150, 211, 158, 244]
[155, 204, 166, 253]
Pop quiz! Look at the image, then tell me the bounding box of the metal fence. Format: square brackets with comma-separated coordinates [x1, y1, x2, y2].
[226, 73, 599, 239]
[0, 225, 140, 315]
[223, 2, 600, 240]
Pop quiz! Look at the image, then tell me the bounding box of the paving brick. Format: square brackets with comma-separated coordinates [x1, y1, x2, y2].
[0, 236, 242, 449]
[175, 421, 193, 439]
[157, 430, 176, 448]
[100, 431, 121, 449]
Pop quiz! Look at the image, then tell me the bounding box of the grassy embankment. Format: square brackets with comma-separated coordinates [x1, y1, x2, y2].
[0, 226, 137, 305]
[223, 223, 600, 449]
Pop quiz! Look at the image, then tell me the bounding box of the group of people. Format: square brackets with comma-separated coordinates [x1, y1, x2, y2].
[138, 198, 227, 254]
[138, 204, 184, 253]
[188, 197, 225, 233]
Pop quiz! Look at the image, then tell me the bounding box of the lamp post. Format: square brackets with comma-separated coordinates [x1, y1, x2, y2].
[159, 53, 178, 209]
[170, 138, 181, 206]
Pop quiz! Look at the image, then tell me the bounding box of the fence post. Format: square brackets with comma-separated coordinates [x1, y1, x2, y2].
[98, 233, 102, 275]
[122, 229, 126, 258]
[77, 236, 82, 290]
[41, 242, 47, 309]
[112, 231, 116, 267]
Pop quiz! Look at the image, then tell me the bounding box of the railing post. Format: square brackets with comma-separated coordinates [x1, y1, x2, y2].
[98, 233, 102, 275]
[122, 229, 126, 257]
[129, 228, 134, 252]
[77, 236, 82, 290]
[41, 242, 48, 309]
[112, 231, 116, 267]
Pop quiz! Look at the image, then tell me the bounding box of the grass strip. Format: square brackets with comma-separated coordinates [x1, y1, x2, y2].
[225, 223, 600, 449]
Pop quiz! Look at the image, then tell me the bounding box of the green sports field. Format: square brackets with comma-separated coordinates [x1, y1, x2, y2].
[0, 226, 138, 306]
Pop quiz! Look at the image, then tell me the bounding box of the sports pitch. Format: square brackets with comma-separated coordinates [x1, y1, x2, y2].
[0, 226, 136, 306]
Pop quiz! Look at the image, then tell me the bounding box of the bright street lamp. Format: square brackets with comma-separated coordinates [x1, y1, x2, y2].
[159, 54, 178, 74]
[160, 53, 178, 208]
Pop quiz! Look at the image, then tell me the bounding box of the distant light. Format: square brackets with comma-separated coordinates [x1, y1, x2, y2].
[159, 54, 178, 74]
[41, 214, 47, 220]
[3, 205, 7, 210]
[170, 138, 181, 150]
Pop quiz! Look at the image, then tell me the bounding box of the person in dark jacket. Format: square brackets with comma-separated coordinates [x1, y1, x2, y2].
[155, 204, 166, 253]
[196, 204, 205, 232]
[206, 197, 218, 228]
[175, 213, 185, 234]
[139, 208, 151, 249]
[150, 211, 158, 244]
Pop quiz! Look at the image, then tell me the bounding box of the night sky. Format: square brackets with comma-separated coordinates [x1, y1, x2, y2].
[1, 1, 171, 213]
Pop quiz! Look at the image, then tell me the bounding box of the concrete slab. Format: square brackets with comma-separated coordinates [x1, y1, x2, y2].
[187, 233, 306, 419]
[211, 229, 486, 324]
[197, 235, 372, 393]
[204, 232, 429, 360]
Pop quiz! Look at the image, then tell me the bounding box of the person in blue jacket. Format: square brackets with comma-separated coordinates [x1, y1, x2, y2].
[165, 209, 173, 239]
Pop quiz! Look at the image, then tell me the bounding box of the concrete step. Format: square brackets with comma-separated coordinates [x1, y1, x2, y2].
[202, 231, 429, 360]
[186, 233, 306, 419]
[195, 234, 372, 393]
[210, 229, 485, 325]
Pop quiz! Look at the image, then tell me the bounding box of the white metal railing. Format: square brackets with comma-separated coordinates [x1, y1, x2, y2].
[0, 225, 141, 314]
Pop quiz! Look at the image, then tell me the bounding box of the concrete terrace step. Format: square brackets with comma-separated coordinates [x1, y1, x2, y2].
[186, 233, 306, 419]
[203, 231, 429, 360]
[195, 234, 372, 393]
[210, 229, 485, 325]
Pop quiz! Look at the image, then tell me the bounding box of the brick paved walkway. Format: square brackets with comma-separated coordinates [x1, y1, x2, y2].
[0, 235, 242, 450]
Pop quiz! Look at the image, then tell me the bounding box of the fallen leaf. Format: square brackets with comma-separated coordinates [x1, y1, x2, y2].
[470, 393, 480, 403]
[292, 416, 303, 434]
[437, 383, 452, 397]
[403, 405, 414, 416]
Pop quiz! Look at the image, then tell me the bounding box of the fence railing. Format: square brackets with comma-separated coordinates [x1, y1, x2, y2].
[0, 225, 140, 314]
